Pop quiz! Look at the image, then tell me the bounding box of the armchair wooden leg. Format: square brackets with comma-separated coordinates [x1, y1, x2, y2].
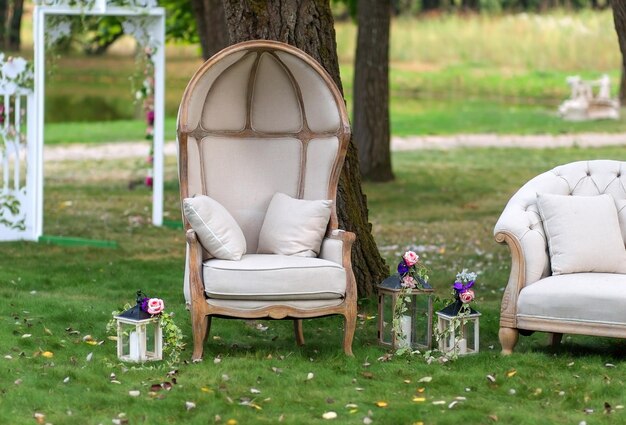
[192, 314, 211, 361]
[342, 313, 356, 356]
[549, 332, 563, 348]
[499, 327, 519, 355]
[294, 319, 305, 346]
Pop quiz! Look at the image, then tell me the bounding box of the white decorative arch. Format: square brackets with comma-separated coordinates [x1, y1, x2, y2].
[31, 0, 165, 240]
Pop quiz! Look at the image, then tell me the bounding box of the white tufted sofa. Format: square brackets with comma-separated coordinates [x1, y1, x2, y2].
[494, 160, 626, 354]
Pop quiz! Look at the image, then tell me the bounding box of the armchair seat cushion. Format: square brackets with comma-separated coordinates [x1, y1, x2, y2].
[203, 254, 346, 301]
[517, 273, 626, 325]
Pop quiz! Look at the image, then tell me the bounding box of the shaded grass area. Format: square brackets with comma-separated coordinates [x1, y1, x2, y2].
[2, 146, 626, 424]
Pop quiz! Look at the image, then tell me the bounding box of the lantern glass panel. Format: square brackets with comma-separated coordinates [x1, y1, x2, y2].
[407, 293, 432, 349]
[378, 292, 394, 345]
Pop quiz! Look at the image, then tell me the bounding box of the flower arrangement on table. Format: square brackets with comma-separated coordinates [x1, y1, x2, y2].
[107, 291, 184, 365]
[392, 250, 430, 354]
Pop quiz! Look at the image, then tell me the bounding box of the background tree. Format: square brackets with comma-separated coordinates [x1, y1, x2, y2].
[353, 0, 394, 182]
[190, 0, 229, 60]
[612, 1, 626, 104]
[221, 0, 388, 297]
[0, 0, 23, 51]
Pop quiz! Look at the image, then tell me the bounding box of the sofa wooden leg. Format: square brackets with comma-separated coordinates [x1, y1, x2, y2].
[294, 319, 305, 346]
[192, 314, 210, 361]
[549, 332, 563, 348]
[499, 327, 519, 355]
[343, 313, 356, 356]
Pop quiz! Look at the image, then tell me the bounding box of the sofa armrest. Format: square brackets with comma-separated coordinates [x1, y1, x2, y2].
[494, 230, 527, 329]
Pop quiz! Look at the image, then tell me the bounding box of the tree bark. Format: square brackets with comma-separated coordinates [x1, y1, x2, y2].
[353, 0, 393, 182]
[0, 0, 7, 50]
[421, 0, 440, 12]
[613, 1, 626, 104]
[222, 0, 388, 297]
[8, 0, 22, 51]
[192, 0, 229, 60]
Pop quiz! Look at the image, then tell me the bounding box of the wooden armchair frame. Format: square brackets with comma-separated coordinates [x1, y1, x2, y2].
[177, 40, 357, 360]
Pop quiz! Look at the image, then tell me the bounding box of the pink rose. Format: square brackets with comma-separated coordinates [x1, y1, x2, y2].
[403, 251, 419, 267]
[146, 298, 164, 315]
[459, 290, 475, 304]
[401, 275, 416, 289]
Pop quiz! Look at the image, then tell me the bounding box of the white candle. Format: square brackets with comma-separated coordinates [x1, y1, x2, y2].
[400, 315, 412, 347]
[129, 331, 140, 360]
[458, 338, 467, 355]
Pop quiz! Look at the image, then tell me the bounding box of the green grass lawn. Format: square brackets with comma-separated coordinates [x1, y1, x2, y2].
[2, 146, 626, 424]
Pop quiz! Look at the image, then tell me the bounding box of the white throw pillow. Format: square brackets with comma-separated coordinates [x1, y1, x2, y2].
[183, 195, 247, 261]
[536, 193, 626, 275]
[257, 192, 332, 257]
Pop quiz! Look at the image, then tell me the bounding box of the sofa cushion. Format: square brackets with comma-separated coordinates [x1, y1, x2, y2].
[202, 254, 346, 300]
[257, 192, 332, 257]
[536, 193, 626, 275]
[518, 273, 626, 324]
[183, 195, 247, 260]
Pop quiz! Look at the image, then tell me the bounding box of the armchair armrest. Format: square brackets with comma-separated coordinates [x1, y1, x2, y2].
[186, 229, 207, 310]
[320, 229, 355, 267]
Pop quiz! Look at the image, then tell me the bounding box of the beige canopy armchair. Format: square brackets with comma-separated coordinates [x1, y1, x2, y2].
[177, 40, 356, 360]
[495, 160, 626, 354]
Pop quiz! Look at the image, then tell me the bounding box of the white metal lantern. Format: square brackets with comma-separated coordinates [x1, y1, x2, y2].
[114, 298, 162, 362]
[436, 301, 480, 355]
[377, 275, 433, 351]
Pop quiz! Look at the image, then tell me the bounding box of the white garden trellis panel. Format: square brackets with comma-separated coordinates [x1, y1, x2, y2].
[32, 0, 165, 237]
[0, 89, 38, 240]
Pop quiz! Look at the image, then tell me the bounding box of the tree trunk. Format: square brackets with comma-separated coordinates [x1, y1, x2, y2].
[353, 0, 393, 182]
[222, 0, 388, 297]
[0, 0, 7, 50]
[422, 0, 440, 12]
[192, 0, 229, 60]
[8, 0, 22, 51]
[613, 1, 626, 104]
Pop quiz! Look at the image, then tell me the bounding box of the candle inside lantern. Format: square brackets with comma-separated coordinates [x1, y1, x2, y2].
[458, 338, 467, 355]
[129, 331, 140, 360]
[400, 315, 412, 347]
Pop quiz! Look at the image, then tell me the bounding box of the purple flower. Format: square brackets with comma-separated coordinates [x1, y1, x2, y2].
[453, 280, 475, 293]
[140, 297, 150, 313]
[397, 260, 409, 275]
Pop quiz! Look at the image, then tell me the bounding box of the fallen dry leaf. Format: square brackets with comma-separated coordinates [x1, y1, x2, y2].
[185, 401, 196, 411]
[322, 411, 337, 420]
[412, 397, 426, 403]
[418, 376, 432, 383]
[506, 369, 517, 378]
[86, 352, 93, 362]
[22, 334, 32, 338]
[250, 388, 261, 394]
[307, 372, 314, 380]
[486, 375, 496, 383]
[128, 390, 140, 397]
[33, 413, 45, 424]
[63, 377, 70, 384]
[41, 351, 54, 358]
[375, 401, 388, 408]
[226, 420, 238, 425]
[363, 417, 373, 424]
[432, 400, 446, 405]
